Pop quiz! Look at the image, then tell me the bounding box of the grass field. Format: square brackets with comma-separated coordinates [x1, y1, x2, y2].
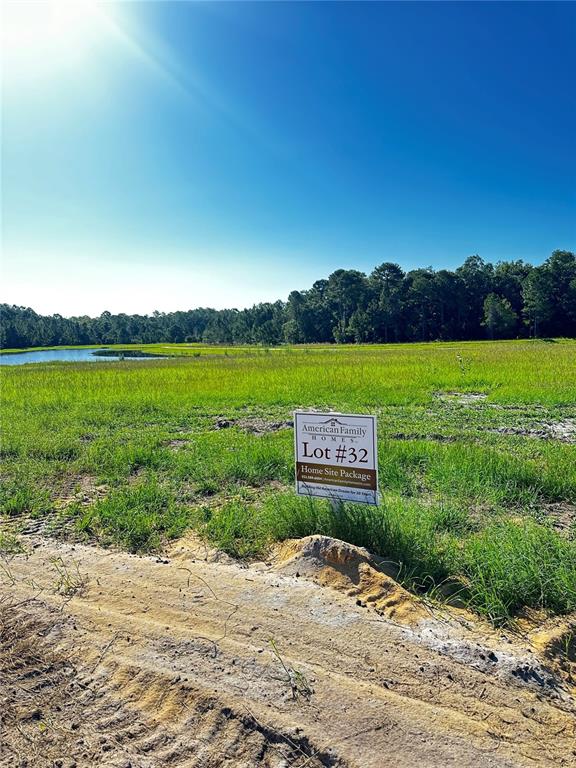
[1, 339, 575, 624]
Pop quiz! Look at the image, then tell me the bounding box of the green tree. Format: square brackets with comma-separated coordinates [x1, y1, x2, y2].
[456, 255, 495, 338]
[404, 269, 437, 341]
[483, 294, 518, 339]
[494, 260, 532, 328]
[523, 268, 554, 337]
[547, 250, 576, 336]
[370, 262, 404, 342]
[348, 308, 371, 342]
[326, 269, 368, 342]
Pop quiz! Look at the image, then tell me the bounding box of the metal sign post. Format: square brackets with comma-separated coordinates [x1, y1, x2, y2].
[294, 411, 379, 506]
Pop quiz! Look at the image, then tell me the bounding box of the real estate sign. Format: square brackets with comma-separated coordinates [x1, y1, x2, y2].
[294, 411, 378, 505]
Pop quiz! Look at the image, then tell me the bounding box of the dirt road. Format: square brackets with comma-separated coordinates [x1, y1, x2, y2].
[1, 534, 575, 767]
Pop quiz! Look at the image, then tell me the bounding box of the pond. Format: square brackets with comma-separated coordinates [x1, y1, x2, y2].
[0, 348, 163, 366]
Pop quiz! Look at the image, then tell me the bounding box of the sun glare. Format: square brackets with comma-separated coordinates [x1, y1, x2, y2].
[1, 0, 113, 75]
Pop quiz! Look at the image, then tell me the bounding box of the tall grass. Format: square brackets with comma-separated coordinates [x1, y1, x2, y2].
[459, 520, 576, 621]
[75, 478, 188, 552]
[171, 430, 292, 491]
[379, 440, 576, 505]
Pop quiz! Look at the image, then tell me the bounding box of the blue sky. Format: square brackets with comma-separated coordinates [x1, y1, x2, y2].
[2, 1, 575, 316]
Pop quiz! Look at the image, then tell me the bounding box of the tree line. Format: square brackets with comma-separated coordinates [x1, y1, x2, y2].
[1, 250, 575, 349]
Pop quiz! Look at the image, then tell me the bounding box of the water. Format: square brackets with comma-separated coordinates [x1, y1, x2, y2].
[0, 348, 162, 366]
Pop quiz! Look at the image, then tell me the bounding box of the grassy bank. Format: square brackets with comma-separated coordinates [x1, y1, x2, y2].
[1, 339, 575, 623]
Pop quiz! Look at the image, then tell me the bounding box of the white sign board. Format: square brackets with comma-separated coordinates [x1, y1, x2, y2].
[294, 411, 378, 505]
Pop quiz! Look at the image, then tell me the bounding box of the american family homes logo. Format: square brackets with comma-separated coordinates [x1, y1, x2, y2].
[300, 417, 368, 438]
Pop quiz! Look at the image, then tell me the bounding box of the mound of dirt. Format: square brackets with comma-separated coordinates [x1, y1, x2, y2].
[273, 535, 427, 624]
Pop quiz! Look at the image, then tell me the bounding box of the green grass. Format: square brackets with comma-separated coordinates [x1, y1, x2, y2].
[0, 464, 53, 517]
[75, 478, 189, 553]
[1, 339, 575, 622]
[458, 519, 576, 622]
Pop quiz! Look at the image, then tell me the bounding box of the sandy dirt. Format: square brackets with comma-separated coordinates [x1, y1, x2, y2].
[1, 534, 575, 768]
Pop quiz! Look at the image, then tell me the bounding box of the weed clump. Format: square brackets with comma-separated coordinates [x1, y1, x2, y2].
[458, 519, 576, 622]
[76, 479, 188, 552]
[202, 500, 267, 559]
[0, 474, 51, 518]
